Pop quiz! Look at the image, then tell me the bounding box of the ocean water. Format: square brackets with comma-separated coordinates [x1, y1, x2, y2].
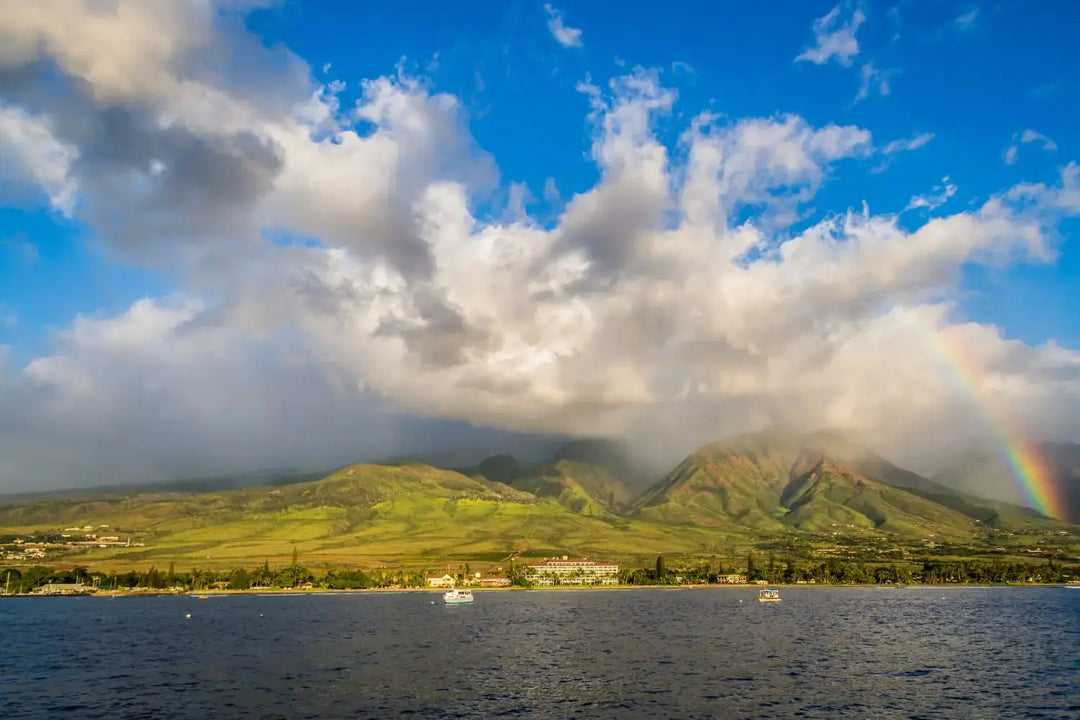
[1, 587, 1078, 719]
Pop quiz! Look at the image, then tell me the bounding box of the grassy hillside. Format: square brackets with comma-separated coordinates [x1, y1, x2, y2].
[792, 431, 1068, 530]
[633, 450, 787, 529]
[779, 458, 977, 536]
[551, 438, 655, 498]
[632, 430, 1075, 538]
[3, 431, 1078, 571]
[459, 443, 641, 514]
[0, 462, 729, 569]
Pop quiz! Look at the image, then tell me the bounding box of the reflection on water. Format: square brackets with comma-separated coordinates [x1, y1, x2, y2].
[1, 587, 1078, 719]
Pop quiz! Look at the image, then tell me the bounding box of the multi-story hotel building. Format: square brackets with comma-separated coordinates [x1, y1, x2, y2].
[526, 556, 619, 586]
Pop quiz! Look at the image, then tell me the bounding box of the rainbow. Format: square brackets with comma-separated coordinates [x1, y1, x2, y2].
[923, 322, 1063, 519]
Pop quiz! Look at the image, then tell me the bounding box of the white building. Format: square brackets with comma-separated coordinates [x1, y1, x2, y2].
[426, 573, 455, 588]
[526, 556, 619, 586]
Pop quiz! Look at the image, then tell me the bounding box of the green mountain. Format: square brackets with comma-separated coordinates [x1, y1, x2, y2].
[551, 438, 654, 500]
[0, 462, 706, 567]
[786, 431, 1067, 530]
[632, 430, 1071, 536]
[2, 430, 1077, 570]
[458, 439, 649, 514]
[459, 457, 622, 517]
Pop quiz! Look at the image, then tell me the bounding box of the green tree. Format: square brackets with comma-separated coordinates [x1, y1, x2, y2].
[508, 563, 532, 587]
[230, 568, 252, 590]
[656, 555, 666, 582]
[291, 546, 299, 567]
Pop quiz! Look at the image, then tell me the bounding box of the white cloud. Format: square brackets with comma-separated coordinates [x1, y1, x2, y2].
[880, 132, 935, 155]
[796, 6, 866, 67]
[1006, 162, 1080, 214]
[855, 63, 894, 102]
[544, 3, 583, 48]
[954, 8, 978, 30]
[0, 104, 78, 215]
[1, 1, 1080, 492]
[905, 176, 958, 212]
[1005, 129, 1059, 165]
[1020, 128, 1058, 151]
[543, 177, 561, 203]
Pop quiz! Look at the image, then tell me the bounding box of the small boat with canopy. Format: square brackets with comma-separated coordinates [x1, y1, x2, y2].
[443, 585, 474, 604]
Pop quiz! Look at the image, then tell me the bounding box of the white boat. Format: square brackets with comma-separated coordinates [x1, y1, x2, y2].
[443, 587, 474, 604]
[757, 588, 781, 602]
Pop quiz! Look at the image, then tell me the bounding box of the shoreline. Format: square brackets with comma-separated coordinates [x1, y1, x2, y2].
[3, 582, 1078, 598]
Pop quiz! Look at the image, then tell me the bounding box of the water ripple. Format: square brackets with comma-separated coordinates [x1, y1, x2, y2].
[2, 587, 1078, 719]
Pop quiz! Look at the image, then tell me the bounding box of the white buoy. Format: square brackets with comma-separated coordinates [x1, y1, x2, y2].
[185, 613, 191, 618]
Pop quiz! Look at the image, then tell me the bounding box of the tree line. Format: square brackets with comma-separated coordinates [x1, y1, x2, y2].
[3, 555, 1076, 593]
[0, 560, 431, 593]
[617, 554, 1079, 585]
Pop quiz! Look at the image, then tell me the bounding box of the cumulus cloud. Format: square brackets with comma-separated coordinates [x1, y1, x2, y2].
[1, 1, 1079, 492]
[795, 6, 865, 67]
[544, 3, 583, 48]
[0, 104, 78, 215]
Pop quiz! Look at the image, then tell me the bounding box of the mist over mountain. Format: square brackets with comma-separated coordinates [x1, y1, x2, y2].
[934, 441, 1080, 523]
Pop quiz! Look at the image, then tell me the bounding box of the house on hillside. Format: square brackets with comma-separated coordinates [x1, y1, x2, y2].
[426, 573, 455, 588]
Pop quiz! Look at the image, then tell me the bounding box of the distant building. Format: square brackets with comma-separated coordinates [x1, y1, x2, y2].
[717, 574, 746, 584]
[464, 572, 510, 588]
[526, 556, 618, 586]
[426, 573, 455, 588]
[35, 583, 90, 596]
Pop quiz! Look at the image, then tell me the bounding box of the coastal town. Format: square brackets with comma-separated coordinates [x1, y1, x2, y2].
[426, 556, 620, 588]
[4, 549, 1078, 597]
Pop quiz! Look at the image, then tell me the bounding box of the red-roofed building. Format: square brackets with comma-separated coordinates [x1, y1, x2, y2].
[526, 555, 619, 586]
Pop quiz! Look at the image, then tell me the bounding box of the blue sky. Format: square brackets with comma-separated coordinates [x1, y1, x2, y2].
[0, 1, 1078, 493]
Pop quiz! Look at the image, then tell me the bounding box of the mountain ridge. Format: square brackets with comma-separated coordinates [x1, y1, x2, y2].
[1, 431, 1077, 569]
